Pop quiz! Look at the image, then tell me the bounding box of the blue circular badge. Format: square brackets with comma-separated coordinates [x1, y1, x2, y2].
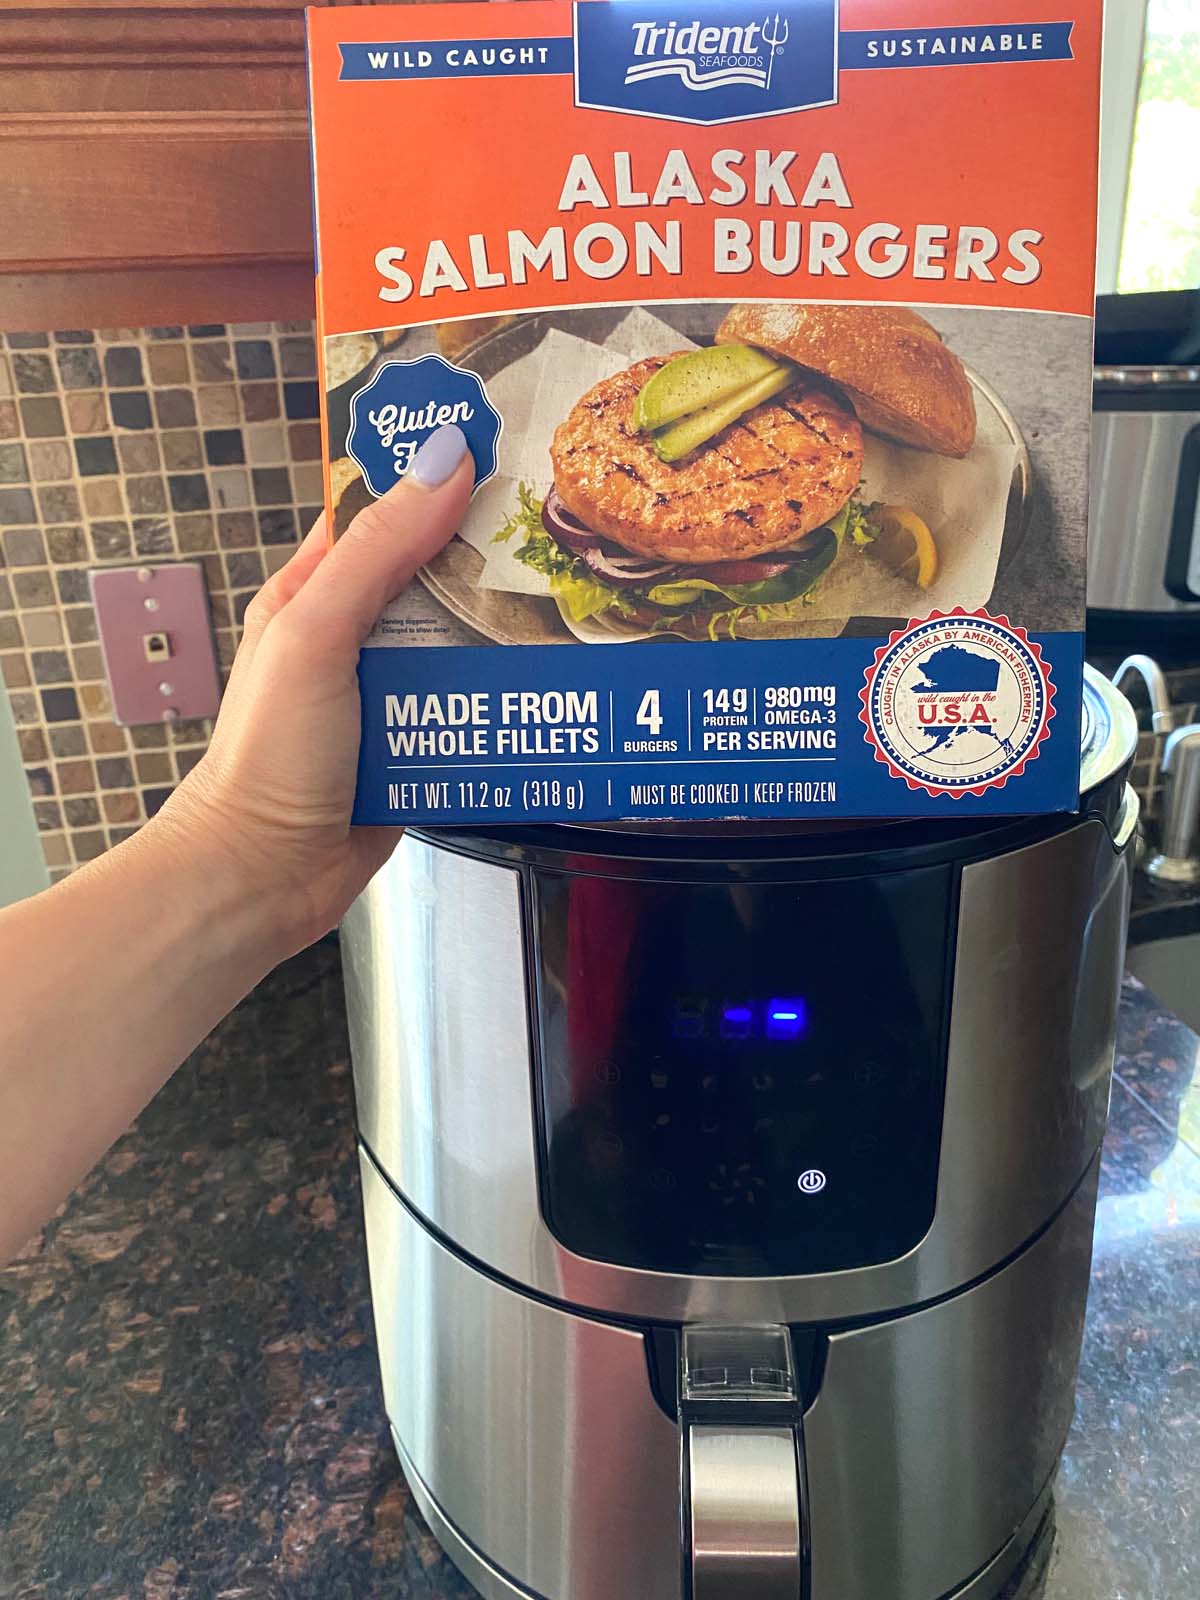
[859, 610, 1054, 797]
[347, 352, 502, 496]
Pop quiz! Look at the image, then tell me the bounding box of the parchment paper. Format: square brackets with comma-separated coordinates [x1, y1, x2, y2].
[459, 311, 699, 595]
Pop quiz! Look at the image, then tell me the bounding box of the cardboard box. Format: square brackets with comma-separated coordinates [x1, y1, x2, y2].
[307, 0, 1102, 826]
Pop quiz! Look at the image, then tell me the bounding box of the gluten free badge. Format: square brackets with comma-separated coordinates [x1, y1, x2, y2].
[347, 352, 502, 496]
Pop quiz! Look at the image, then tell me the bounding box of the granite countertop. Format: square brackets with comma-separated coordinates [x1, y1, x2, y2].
[1130, 870, 1200, 948]
[2, 940, 1198, 1600]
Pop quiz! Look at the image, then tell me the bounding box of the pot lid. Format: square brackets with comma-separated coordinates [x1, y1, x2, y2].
[1080, 661, 1138, 796]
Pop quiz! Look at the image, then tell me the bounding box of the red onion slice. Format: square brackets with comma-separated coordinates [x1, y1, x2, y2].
[542, 487, 678, 586]
[541, 488, 602, 554]
[581, 546, 679, 586]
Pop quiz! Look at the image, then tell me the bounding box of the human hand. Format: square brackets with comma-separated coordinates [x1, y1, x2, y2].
[154, 423, 474, 959]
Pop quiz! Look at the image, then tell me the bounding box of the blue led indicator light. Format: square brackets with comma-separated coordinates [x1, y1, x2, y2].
[766, 999, 807, 1041]
[720, 1003, 753, 1040]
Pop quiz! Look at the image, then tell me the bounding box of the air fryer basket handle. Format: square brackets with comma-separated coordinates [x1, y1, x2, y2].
[687, 1423, 804, 1598]
[680, 1326, 806, 1599]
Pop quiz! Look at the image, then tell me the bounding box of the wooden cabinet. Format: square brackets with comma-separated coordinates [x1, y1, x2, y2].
[0, 1, 371, 330]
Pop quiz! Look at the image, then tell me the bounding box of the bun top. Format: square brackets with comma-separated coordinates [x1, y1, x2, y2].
[716, 303, 976, 458]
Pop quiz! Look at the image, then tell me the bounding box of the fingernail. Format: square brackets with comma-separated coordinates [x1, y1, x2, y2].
[407, 423, 470, 489]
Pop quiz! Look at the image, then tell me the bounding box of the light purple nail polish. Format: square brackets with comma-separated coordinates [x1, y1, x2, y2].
[408, 423, 471, 488]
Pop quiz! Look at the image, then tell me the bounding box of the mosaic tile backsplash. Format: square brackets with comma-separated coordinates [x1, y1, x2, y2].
[0, 323, 323, 880]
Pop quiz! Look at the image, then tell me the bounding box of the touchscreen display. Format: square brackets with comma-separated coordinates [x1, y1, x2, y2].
[532, 866, 954, 1276]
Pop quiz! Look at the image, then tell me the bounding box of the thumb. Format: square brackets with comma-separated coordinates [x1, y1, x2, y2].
[282, 424, 475, 652]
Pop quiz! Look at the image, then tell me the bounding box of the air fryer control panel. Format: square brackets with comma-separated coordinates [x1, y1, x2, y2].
[532, 866, 955, 1276]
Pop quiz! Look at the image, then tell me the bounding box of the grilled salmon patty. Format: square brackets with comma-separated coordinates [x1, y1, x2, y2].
[550, 354, 863, 565]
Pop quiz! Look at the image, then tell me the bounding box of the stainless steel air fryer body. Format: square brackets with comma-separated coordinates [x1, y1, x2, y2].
[342, 667, 1138, 1600]
[1087, 365, 1200, 659]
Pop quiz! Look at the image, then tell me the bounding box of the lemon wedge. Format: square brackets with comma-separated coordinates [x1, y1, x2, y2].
[871, 505, 939, 589]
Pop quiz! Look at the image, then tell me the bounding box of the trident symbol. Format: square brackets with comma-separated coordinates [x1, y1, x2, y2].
[761, 11, 788, 91]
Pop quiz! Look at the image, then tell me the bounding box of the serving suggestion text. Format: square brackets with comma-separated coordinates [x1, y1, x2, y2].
[373, 149, 1044, 304]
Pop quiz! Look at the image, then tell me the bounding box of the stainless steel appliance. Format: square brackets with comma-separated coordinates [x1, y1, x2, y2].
[342, 665, 1137, 1600]
[1110, 655, 1200, 885]
[1087, 292, 1200, 660]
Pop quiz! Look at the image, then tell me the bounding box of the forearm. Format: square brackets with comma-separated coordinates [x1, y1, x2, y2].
[0, 438, 471, 1264]
[0, 817, 287, 1261]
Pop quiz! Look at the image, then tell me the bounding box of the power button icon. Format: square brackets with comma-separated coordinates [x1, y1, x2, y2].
[797, 1168, 827, 1195]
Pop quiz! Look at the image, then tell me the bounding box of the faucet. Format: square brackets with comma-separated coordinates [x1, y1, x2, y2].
[1149, 726, 1200, 884]
[1111, 654, 1176, 735]
[1110, 655, 1200, 883]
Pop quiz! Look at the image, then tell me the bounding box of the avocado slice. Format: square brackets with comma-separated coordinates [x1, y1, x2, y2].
[654, 363, 795, 463]
[633, 344, 784, 432]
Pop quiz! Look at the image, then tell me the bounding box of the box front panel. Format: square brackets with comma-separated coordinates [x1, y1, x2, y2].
[308, 0, 1102, 825]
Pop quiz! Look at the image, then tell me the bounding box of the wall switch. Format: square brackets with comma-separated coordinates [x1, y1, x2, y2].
[90, 564, 221, 726]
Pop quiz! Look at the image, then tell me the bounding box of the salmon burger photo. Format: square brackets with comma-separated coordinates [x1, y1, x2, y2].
[497, 302, 978, 641]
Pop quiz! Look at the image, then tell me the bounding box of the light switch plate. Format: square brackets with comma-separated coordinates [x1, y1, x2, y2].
[89, 563, 221, 727]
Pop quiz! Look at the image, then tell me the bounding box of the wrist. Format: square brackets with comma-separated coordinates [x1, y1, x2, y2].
[132, 790, 297, 983]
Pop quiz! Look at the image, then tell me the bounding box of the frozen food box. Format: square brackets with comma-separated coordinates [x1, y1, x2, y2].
[306, 0, 1102, 826]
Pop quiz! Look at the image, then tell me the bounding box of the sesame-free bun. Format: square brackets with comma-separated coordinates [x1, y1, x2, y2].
[716, 303, 976, 458]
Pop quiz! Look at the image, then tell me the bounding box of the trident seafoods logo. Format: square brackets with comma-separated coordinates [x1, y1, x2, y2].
[860, 610, 1054, 798]
[622, 15, 784, 94]
[575, 0, 838, 125]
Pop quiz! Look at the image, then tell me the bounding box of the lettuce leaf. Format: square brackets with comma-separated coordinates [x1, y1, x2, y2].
[491, 481, 878, 637]
[646, 527, 838, 609]
[549, 570, 625, 622]
[827, 497, 877, 547]
[493, 483, 632, 622]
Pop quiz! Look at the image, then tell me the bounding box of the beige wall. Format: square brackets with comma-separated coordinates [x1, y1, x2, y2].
[0, 682, 48, 905]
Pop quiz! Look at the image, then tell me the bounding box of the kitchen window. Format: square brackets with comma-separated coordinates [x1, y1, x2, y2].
[1100, 0, 1200, 294]
[1120, 0, 1200, 292]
